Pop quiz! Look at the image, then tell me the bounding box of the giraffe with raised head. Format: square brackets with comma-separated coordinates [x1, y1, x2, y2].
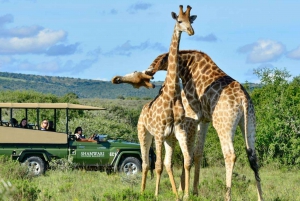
[111, 50, 264, 201]
[136, 5, 197, 199]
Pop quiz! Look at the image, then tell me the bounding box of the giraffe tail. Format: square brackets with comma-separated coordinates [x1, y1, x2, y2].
[243, 96, 261, 182]
[246, 148, 260, 181]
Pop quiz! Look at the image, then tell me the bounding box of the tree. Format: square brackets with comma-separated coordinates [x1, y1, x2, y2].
[251, 67, 300, 166]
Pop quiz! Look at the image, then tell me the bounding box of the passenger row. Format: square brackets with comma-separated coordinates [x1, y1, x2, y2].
[2, 118, 55, 131]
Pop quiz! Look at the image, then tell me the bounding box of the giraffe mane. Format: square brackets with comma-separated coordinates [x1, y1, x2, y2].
[148, 84, 165, 108]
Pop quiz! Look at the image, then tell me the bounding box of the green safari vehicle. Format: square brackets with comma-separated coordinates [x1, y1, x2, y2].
[0, 103, 155, 176]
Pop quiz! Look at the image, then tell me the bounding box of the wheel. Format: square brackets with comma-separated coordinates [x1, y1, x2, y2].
[23, 156, 45, 176]
[119, 157, 141, 175]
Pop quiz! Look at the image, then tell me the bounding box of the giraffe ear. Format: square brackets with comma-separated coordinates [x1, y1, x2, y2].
[171, 12, 177, 20]
[190, 15, 197, 23]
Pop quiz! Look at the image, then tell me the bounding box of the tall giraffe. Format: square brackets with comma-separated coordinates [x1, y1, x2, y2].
[137, 6, 196, 199]
[111, 50, 264, 201]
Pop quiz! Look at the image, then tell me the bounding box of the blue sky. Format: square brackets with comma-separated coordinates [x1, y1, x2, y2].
[0, 0, 299, 83]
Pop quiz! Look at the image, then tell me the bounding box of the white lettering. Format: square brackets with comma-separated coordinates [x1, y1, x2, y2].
[81, 152, 105, 157]
[110, 152, 117, 157]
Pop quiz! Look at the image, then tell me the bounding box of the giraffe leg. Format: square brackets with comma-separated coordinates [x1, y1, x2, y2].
[175, 125, 192, 199]
[178, 163, 185, 193]
[164, 136, 179, 198]
[217, 133, 236, 201]
[193, 122, 209, 195]
[138, 128, 153, 193]
[154, 138, 163, 197]
[225, 154, 236, 201]
[212, 101, 242, 201]
[178, 118, 204, 195]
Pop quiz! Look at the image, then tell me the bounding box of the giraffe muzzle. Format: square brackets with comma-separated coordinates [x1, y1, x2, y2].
[111, 76, 122, 84]
[187, 28, 194, 36]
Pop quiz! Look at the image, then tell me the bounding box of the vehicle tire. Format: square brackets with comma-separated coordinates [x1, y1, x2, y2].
[23, 156, 45, 176]
[119, 157, 141, 175]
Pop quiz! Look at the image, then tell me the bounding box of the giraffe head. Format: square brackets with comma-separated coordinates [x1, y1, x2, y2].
[172, 5, 197, 36]
[111, 71, 155, 89]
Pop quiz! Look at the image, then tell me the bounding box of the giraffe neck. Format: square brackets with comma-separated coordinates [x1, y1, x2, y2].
[148, 50, 227, 80]
[165, 28, 181, 97]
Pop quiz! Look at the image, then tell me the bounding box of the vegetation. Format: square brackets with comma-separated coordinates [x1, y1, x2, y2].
[0, 67, 299, 200]
[0, 155, 299, 201]
[251, 67, 300, 167]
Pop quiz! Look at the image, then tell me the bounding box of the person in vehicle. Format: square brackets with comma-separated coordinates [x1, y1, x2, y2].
[19, 118, 28, 128]
[74, 127, 85, 139]
[9, 118, 18, 127]
[74, 127, 97, 142]
[40, 119, 49, 131]
[48, 121, 55, 131]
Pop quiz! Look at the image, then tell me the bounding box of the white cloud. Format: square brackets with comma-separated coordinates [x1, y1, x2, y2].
[0, 46, 100, 74]
[0, 57, 60, 72]
[0, 14, 13, 26]
[94, 77, 109, 81]
[103, 40, 167, 57]
[0, 29, 66, 54]
[238, 40, 285, 63]
[0, 25, 43, 38]
[127, 2, 152, 14]
[46, 43, 79, 56]
[286, 45, 300, 60]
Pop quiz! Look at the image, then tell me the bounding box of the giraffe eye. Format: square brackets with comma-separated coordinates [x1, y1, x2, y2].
[178, 21, 182, 23]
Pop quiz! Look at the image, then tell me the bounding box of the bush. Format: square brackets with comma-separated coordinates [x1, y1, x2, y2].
[48, 158, 75, 173]
[0, 156, 41, 201]
[251, 68, 300, 167]
[0, 156, 32, 180]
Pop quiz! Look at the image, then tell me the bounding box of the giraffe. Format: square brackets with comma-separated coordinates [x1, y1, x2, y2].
[111, 50, 264, 201]
[136, 5, 197, 199]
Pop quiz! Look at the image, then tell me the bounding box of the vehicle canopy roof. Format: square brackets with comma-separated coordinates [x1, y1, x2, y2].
[0, 103, 106, 110]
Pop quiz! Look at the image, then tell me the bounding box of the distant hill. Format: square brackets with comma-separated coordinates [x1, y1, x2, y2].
[0, 72, 163, 99]
[0, 72, 260, 99]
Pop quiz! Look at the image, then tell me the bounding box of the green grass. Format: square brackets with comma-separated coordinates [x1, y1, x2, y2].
[0, 158, 299, 201]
